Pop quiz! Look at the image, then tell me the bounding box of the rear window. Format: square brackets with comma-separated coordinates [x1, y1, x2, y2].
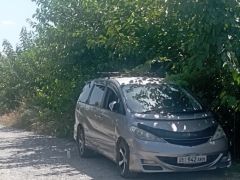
[89, 84, 105, 107]
[78, 82, 92, 103]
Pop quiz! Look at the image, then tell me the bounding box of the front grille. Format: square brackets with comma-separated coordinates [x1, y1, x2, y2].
[158, 154, 219, 167]
[137, 123, 217, 146]
[164, 137, 210, 146]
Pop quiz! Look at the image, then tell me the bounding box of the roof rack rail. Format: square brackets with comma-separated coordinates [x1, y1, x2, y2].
[97, 72, 122, 78]
[97, 71, 162, 78]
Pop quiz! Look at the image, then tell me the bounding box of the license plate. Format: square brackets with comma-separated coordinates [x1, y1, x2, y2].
[177, 155, 207, 164]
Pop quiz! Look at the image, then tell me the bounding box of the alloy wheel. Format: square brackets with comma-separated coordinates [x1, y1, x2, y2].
[78, 130, 85, 155]
[119, 147, 127, 174]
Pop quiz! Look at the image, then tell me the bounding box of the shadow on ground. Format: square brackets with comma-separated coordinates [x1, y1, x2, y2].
[0, 125, 238, 180]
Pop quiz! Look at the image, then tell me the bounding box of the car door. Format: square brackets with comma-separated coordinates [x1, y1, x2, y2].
[75, 81, 93, 142]
[97, 83, 125, 160]
[84, 81, 106, 149]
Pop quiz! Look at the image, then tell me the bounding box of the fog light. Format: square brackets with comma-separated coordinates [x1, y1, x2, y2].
[221, 152, 231, 162]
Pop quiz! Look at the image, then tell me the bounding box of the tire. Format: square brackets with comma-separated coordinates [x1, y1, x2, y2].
[77, 127, 92, 157]
[117, 140, 136, 178]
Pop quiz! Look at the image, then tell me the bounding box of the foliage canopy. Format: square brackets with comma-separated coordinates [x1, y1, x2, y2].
[0, 0, 239, 137]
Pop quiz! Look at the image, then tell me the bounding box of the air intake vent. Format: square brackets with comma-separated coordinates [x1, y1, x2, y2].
[164, 137, 210, 146]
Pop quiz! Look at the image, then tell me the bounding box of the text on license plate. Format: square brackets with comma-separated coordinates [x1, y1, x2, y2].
[177, 155, 207, 164]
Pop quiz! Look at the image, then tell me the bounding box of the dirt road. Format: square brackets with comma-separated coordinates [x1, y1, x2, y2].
[0, 124, 239, 180]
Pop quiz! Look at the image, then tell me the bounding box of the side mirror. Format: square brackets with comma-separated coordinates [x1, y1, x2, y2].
[109, 101, 119, 112]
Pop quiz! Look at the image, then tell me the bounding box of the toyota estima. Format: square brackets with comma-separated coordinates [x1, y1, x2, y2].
[74, 76, 231, 177]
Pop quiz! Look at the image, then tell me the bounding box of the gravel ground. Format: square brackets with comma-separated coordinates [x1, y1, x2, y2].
[0, 124, 239, 180]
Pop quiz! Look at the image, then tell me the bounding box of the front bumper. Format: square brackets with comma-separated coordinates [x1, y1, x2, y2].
[128, 138, 231, 173]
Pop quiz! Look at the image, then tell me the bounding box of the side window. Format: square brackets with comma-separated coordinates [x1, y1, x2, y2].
[103, 87, 125, 114]
[103, 88, 119, 110]
[89, 84, 105, 107]
[78, 82, 92, 103]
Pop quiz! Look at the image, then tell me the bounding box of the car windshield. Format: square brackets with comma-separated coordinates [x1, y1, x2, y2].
[121, 83, 202, 113]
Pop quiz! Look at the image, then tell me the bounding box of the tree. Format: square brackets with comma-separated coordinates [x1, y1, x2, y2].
[0, 0, 239, 137]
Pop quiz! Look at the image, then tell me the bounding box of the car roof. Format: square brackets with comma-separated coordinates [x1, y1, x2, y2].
[108, 77, 165, 86]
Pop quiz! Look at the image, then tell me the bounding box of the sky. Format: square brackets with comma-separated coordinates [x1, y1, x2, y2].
[0, 0, 36, 51]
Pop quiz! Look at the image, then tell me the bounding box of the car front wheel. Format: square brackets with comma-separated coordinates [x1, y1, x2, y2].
[117, 141, 135, 178]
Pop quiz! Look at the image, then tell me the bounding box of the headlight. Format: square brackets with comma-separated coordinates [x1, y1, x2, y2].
[210, 125, 226, 141]
[129, 126, 166, 142]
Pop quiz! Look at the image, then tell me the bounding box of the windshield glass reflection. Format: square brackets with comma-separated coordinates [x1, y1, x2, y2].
[122, 83, 202, 113]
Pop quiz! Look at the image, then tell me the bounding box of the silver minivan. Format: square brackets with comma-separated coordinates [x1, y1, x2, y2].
[74, 77, 231, 177]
